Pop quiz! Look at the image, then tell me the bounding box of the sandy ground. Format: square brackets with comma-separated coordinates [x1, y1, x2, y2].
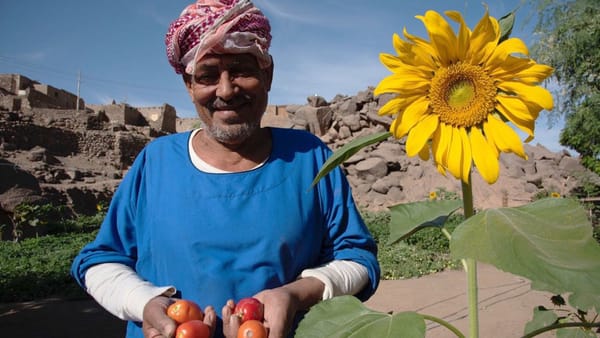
[0, 264, 573, 337]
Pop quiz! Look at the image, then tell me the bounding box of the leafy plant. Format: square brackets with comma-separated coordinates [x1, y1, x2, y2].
[524, 294, 600, 337]
[9, 203, 66, 241]
[298, 6, 600, 335]
[0, 231, 97, 302]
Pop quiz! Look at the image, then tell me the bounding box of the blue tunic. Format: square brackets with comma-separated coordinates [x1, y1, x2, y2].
[71, 127, 380, 337]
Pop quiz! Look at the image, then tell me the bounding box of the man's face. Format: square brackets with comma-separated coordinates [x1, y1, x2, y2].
[185, 53, 273, 145]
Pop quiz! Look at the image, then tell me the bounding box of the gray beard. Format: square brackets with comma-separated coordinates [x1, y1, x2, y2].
[205, 120, 261, 144]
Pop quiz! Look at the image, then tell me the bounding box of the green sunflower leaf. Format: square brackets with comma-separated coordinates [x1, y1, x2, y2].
[311, 131, 391, 187]
[388, 199, 462, 245]
[450, 198, 600, 312]
[524, 307, 558, 336]
[295, 295, 426, 338]
[556, 327, 599, 338]
[498, 10, 515, 43]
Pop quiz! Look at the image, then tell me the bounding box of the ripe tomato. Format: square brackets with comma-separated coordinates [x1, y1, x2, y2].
[234, 297, 264, 323]
[167, 299, 204, 325]
[237, 319, 267, 338]
[176, 320, 210, 338]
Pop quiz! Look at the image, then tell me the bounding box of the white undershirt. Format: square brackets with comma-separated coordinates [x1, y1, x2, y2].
[83, 129, 369, 322]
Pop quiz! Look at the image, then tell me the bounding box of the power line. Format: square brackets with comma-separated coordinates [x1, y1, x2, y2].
[0, 54, 182, 94]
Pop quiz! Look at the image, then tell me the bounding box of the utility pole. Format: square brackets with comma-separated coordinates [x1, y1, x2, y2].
[76, 70, 81, 110]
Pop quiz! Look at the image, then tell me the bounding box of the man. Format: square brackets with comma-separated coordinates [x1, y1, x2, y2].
[71, 1, 380, 337]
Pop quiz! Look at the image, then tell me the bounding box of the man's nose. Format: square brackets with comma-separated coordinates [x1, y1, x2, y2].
[216, 71, 236, 100]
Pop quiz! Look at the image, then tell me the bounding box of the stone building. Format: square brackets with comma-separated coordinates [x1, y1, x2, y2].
[137, 104, 177, 134]
[0, 74, 84, 110]
[87, 102, 147, 127]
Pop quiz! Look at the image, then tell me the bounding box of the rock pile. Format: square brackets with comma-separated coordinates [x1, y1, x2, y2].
[1, 86, 599, 240]
[267, 87, 600, 211]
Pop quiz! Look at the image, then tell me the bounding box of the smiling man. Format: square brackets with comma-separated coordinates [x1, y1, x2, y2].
[71, 1, 380, 337]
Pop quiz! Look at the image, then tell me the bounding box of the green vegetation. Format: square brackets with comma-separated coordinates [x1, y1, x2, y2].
[0, 205, 462, 303]
[530, 0, 600, 174]
[0, 231, 96, 302]
[1, 199, 597, 303]
[361, 210, 461, 280]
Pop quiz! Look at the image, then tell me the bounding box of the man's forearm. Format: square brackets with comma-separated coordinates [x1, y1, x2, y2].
[281, 276, 325, 310]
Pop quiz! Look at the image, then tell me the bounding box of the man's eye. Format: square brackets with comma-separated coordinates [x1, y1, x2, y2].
[194, 73, 218, 84]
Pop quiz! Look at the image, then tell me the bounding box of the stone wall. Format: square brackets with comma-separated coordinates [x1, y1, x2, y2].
[88, 103, 147, 127]
[137, 104, 177, 134]
[32, 83, 84, 110]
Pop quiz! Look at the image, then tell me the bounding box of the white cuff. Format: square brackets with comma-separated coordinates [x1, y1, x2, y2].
[300, 260, 369, 300]
[85, 263, 176, 322]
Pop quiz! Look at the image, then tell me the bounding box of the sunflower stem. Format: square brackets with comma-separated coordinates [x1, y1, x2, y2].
[461, 173, 478, 338]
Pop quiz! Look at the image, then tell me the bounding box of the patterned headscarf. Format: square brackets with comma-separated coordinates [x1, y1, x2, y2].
[165, 0, 272, 75]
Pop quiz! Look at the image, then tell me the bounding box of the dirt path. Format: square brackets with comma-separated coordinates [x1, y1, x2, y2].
[0, 264, 566, 337]
[364, 263, 557, 337]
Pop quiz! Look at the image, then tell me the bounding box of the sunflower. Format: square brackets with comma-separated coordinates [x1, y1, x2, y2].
[374, 9, 554, 184]
[429, 191, 438, 200]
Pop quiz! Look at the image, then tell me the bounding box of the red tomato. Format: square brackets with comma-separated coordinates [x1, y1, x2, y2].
[176, 320, 210, 338]
[237, 319, 267, 338]
[167, 299, 204, 325]
[234, 297, 264, 323]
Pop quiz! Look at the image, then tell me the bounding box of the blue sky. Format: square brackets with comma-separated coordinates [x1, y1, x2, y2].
[0, 0, 569, 152]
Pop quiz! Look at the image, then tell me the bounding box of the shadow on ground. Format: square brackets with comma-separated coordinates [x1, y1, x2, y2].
[0, 296, 125, 337]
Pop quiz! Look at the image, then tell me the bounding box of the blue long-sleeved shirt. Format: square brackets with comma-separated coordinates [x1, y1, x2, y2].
[71, 127, 380, 337]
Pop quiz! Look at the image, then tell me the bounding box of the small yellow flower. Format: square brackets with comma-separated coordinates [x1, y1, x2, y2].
[429, 191, 438, 200]
[550, 192, 561, 198]
[375, 9, 554, 184]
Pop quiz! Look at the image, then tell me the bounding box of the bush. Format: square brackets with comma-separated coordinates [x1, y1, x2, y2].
[0, 231, 96, 302]
[362, 210, 460, 280]
[0, 208, 460, 302]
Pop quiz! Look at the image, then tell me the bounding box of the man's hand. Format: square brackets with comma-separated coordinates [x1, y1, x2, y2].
[252, 287, 296, 338]
[221, 299, 242, 338]
[142, 296, 217, 338]
[254, 277, 325, 338]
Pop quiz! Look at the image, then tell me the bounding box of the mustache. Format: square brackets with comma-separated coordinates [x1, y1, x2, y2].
[209, 94, 252, 110]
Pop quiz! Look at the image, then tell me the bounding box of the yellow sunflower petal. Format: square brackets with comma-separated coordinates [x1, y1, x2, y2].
[379, 94, 424, 116]
[389, 117, 404, 139]
[395, 97, 430, 137]
[459, 127, 472, 183]
[470, 127, 499, 184]
[484, 115, 527, 159]
[406, 114, 439, 156]
[515, 63, 554, 84]
[433, 122, 452, 169]
[379, 53, 433, 80]
[397, 29, 438, 69]
[495, 100, 537, 139]
[468, 12, 499, 64]
[496, 95, 538, 122]
[486, 37, 529, 70]
[446, 127, 464, 181]
[374, 73, 431, 94]
[378, 52, 404, 72]
[378, 97, 402, 116]
[431, 127, 448, 176]
[445, 10, 471, 60]
[489, 56, 531, 79]
[418, 144, 430, 161]
[497, 81, 554, 111]
[416, 10, 458, 65]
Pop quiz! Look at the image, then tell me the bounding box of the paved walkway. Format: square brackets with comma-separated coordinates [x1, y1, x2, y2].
[0, 264, 565, 337]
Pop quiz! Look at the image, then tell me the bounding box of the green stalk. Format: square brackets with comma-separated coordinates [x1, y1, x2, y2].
[421, 314, 466, 338]
[461, 173, 478, 338]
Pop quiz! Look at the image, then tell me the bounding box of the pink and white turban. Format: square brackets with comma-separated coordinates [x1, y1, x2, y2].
[165, 0, 272, 75]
